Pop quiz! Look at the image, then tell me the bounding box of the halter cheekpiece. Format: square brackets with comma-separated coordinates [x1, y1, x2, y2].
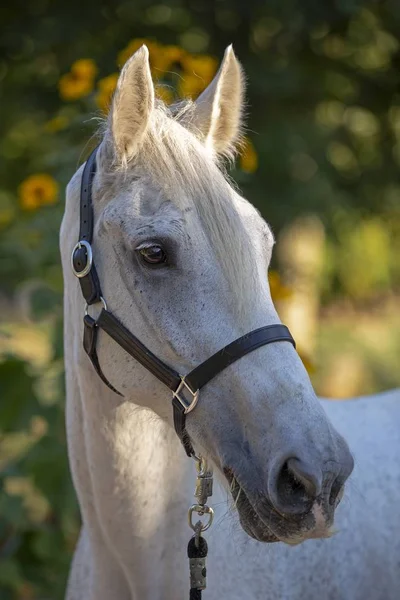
[71, 146, 296, 457]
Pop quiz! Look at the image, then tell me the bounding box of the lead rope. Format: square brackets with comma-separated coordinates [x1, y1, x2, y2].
[187, 456, 214, 599]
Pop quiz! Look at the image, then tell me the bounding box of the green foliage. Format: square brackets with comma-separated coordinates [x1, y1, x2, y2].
[337, 217, 392, 299]
[1, 1, 399, 597]
[0, 359, 39, 431]
[0, 355, 78, 599]
[1, 1, 400, 296]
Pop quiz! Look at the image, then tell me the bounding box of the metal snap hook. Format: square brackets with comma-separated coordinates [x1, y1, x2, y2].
[195, 455, 209, 477]
[188, 504, 214, 532]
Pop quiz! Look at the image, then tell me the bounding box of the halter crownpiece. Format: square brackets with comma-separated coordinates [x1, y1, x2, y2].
[71, 146, 296, 457]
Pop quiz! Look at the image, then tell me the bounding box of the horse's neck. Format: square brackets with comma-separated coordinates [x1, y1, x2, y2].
[62, 177, 200, 593]
[66, 359, 196, 592]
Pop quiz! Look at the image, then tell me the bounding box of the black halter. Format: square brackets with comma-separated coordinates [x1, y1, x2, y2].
[71, 146, 296, 457]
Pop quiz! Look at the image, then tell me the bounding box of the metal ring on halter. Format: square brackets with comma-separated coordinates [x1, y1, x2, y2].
[71, 240, 93, 278]
[84, 296, 107, 317]
[188, 504, 214, 532]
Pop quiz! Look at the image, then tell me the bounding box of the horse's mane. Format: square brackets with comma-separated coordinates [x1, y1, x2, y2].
[95, 98, 258, 318]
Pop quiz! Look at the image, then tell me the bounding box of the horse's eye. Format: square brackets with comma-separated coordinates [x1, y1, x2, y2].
[139, 245, 167, 265]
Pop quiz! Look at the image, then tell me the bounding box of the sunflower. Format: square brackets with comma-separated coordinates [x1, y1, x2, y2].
[240, 137, 259, 174]
[45, 115, 69, 132]
[117, 39, 158, 68]
[298, 352, 316, 375]
[59, 58, 98, 101]
[118, 39, 185, 78]
[181, 54, 218, 85]
[178, 73, 206, 100]
[95, 73, 119, 113]
[151, 44, 186, 77]
[19, 174, 59, 210]
[156, 85, 174, 105]
[268, 271, 293, 301]
[71, 58, 97, 80]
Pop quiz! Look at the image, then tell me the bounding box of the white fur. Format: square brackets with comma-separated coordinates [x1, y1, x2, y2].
[111, 46, 154, 162]
[190, 45, 244, 157]
[61, 46, 400, 599]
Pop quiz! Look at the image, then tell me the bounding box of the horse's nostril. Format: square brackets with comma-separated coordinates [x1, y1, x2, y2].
[285, 458, 322, 498]
[278, 463, 308, 503]
[329, 479, 344, 507]
[270, 458, 322, 515]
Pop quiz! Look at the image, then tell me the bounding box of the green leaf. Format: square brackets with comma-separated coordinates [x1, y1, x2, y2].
[0, 558, 24, 589]
[0, 358, 40, 432]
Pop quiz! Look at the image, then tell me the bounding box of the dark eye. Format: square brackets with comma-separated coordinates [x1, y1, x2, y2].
[138, 245, 167, 265]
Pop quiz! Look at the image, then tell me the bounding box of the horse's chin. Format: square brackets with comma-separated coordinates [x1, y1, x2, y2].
[237, 498, 280, 543]
[230, 483, 280, 543]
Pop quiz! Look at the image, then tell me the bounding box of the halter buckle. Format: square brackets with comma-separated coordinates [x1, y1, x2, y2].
[71, 240, 93, 278]
[173, 378, 199, 414]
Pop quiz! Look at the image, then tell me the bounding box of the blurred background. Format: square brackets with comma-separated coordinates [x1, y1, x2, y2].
[0, 0, 399, 597]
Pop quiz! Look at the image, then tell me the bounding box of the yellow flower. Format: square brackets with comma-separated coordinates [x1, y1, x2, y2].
[268, 271, 293, 301]
[151, 45, 186, 76]
[19, 174, 59, 211]
[59, 58, 97, 101]
[45, 115, 69, 132]
[178, 73, 206, 100]
[117, 39, 158, 67]
[178, 54, 218, 98]
[59, 74, 92, 101]
[118, 40, 185, 78]
[181, 54, 218, 85]
[298, 351, 316, 375]
[156, 85, 174, 105]
[240, 137, 258, 173]
[163, 45, 185, 65]
[96, 73, 119, 113]
[71, 58, 98, 80]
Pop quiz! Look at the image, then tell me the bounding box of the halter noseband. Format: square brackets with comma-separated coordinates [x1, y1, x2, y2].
[71, 146, 296, 457]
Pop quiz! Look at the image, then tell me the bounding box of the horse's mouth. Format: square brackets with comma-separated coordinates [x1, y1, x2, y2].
[223, 467, 332, 544]
[223, 467, 279, 543]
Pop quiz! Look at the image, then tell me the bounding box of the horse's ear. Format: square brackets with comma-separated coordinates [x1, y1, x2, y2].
[109, 45, 154, 163]
[191, 46, 245, 157]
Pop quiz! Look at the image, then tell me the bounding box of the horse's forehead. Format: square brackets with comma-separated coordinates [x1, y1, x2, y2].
[101, 198, 181, 241]
[103, 178, 188, 222]
[99, 175, 271, 267]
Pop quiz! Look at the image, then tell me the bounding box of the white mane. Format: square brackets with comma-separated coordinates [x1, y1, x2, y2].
[96, 99, 258, 313]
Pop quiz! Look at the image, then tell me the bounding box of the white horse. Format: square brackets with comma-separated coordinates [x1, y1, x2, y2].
[60, 45, 400, 600]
